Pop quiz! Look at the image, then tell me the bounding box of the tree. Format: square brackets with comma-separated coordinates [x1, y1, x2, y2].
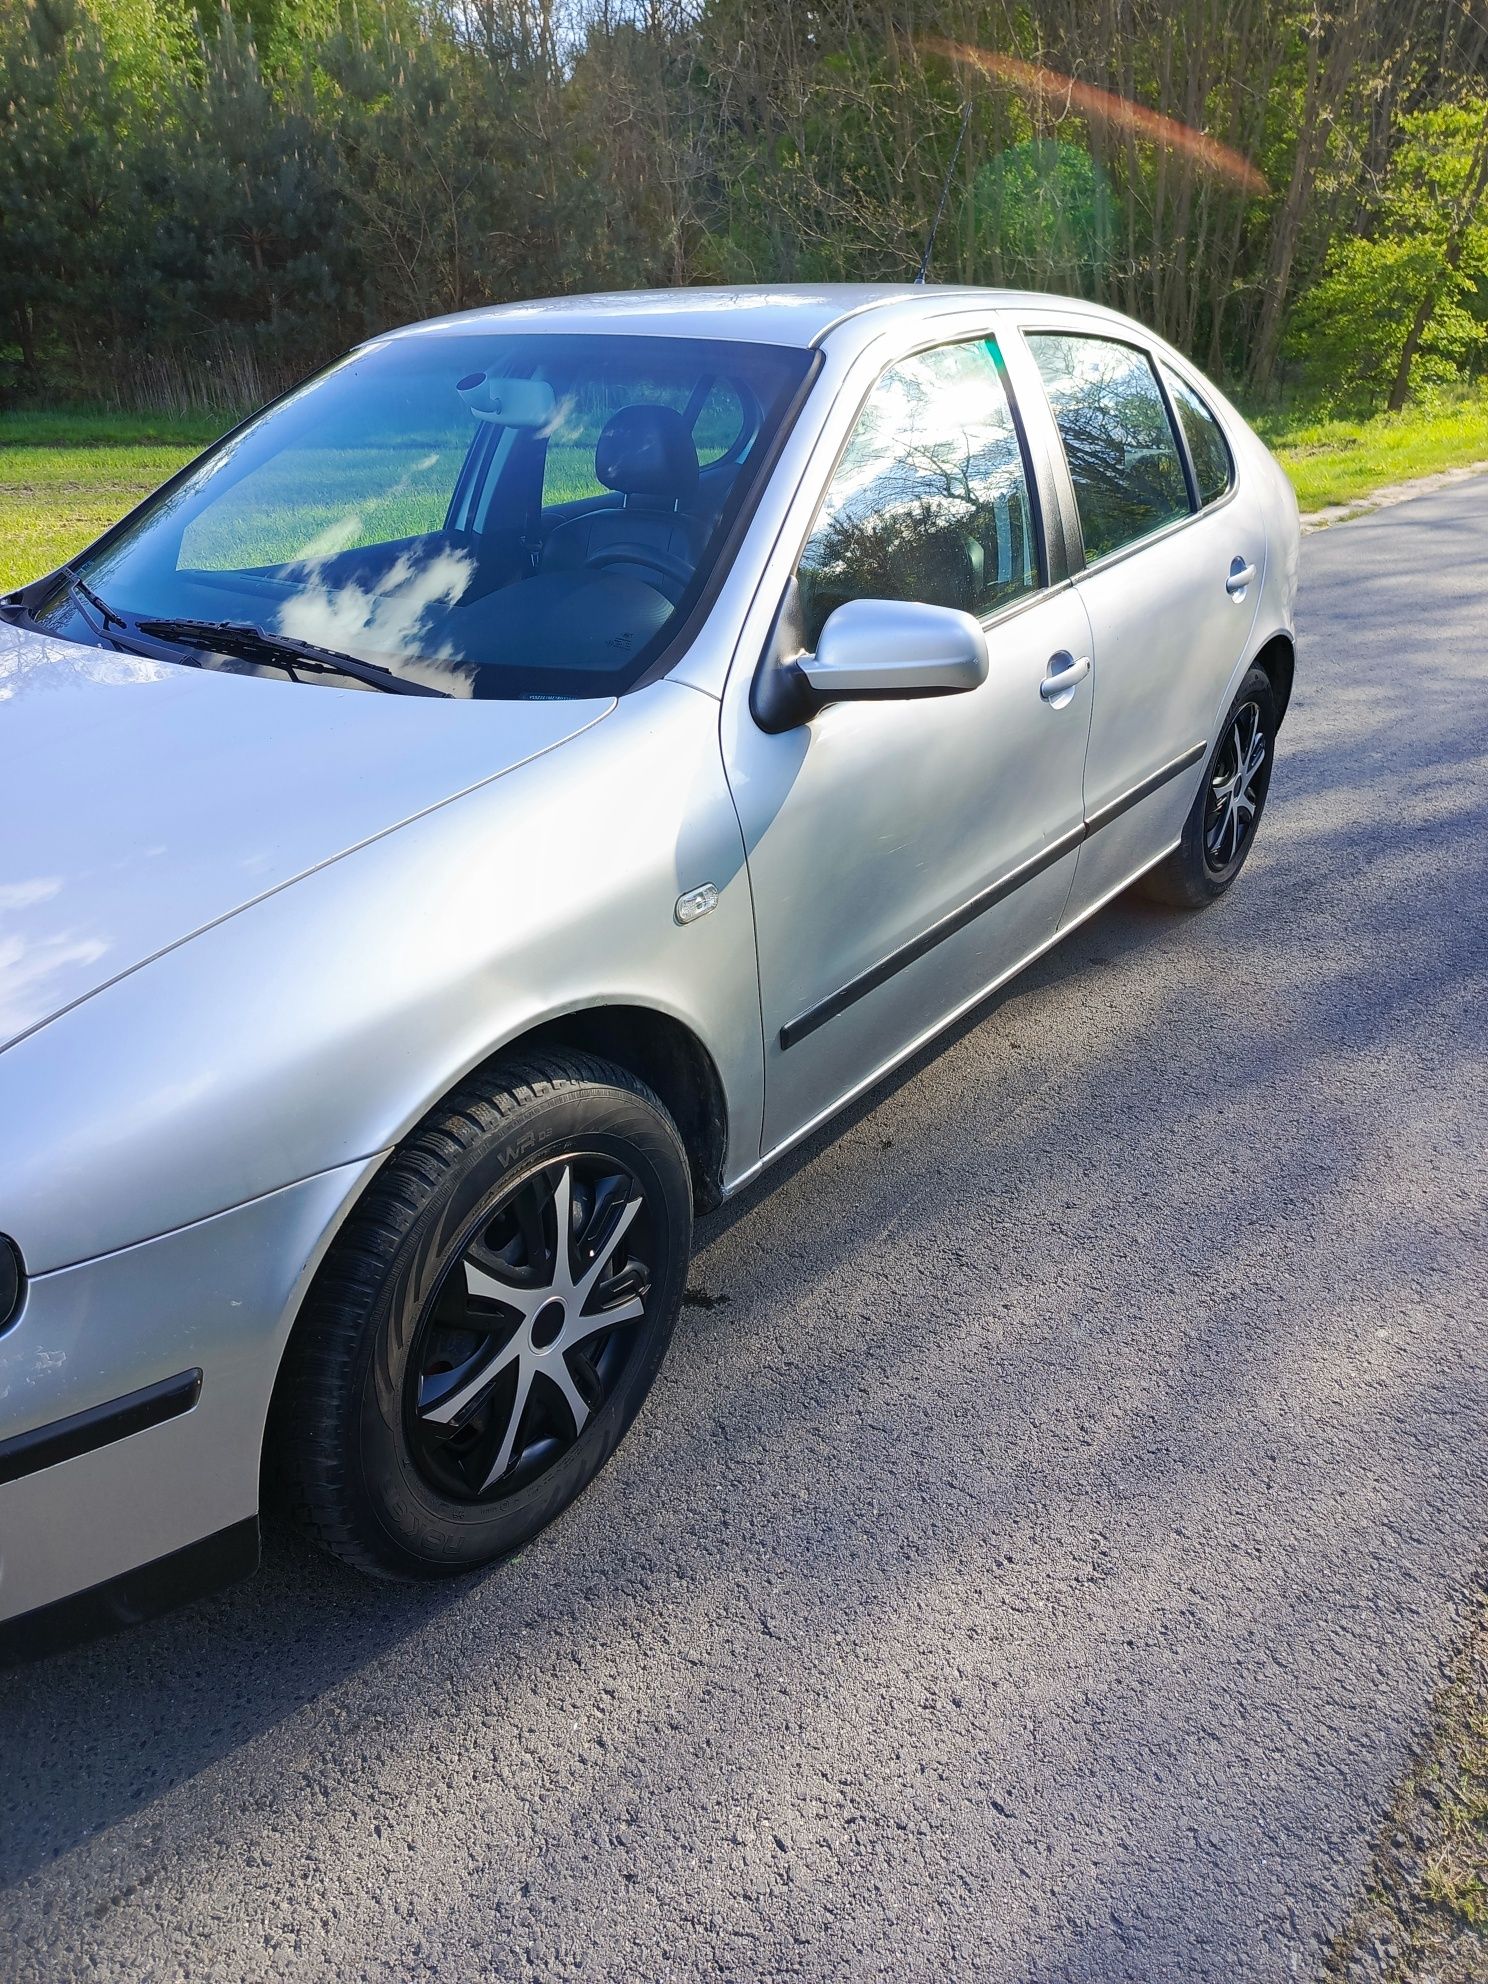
[1288, 99, 1488, 412]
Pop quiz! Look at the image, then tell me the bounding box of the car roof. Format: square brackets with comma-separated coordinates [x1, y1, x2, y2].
[372, 283, 1126, 352]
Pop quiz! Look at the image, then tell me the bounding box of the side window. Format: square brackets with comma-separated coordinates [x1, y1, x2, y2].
[692, 378, 747, 466]
[179, 404, 471, 572]
[1025, 333, 1191, 564]
[796, 338, 1038, 648]
[1163, 368, 1233, 508]
[541, 373, 746, 508]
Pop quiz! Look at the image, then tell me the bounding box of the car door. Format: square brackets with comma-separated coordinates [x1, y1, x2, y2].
[721, 329, 1095, 1161]
[1010, 323, 1266, 921]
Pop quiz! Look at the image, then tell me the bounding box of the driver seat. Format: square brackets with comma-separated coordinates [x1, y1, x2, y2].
[540, 404, 710, 605]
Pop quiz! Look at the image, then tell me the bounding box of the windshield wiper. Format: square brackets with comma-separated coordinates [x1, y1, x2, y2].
[133, 615, 448, 697]
[73, 574, 133, 632]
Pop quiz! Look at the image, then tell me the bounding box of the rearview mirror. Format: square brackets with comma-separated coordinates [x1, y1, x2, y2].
[753, 597, 989, 732]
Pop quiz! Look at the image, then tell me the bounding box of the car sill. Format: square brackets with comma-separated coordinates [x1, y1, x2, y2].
[0, 1516, 259, 1665]
[729, 834, 1184, 1195]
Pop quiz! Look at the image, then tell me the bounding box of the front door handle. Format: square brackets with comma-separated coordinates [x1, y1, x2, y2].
[1040, 651, 1091, 706]
[1226, 558, 1257, 596]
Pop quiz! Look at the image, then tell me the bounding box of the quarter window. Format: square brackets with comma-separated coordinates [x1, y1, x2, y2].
[1026, 332, 1191, 563]
[796, 338, 1037, 648]
[1164, 368, 1233, 508]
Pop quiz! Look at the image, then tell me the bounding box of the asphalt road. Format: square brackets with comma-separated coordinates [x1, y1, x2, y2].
[4, 480, 1487, 1984]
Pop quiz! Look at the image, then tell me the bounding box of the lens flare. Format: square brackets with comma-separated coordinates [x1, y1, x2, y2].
[920, 38, 1269, 199]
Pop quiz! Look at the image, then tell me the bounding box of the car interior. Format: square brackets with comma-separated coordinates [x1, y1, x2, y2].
[238, 380, 766, 689]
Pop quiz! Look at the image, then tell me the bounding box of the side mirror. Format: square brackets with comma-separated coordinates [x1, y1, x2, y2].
[752, 596, 989, 733]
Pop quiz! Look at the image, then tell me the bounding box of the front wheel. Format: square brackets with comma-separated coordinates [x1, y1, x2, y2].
[269, 1052, 692, 1580]
[1140, 666, 1278, 909]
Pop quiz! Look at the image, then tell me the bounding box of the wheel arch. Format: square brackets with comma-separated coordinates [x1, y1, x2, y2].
[1250, 629, 1295, 725]
[259, 999, 730, 1501]
[485, 1003, 730, 1215]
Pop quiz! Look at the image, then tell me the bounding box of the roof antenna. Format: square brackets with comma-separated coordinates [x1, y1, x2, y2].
[915, 100, 973, 285]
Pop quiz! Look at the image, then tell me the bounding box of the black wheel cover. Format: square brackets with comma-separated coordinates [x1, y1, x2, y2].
[403, 1149, 656, 1505]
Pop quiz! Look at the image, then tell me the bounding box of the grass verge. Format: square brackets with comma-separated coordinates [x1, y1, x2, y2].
[1326, 1593, 1488, 1982]
[0, 409, 226, 593]
[1255, 393, 1488, 512]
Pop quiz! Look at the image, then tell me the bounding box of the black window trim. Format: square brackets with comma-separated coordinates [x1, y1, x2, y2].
[1013, 318, 1241, 581]
[1159, 360, 1236, 512]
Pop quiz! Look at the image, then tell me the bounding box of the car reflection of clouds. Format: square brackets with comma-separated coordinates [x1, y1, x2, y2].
[0, 927, 109, 1041]
[0, 879, 62, 913]
[0, 624, 172, 701]
[541, 391, 582, 443]
[276, 545, 481, 696]
[270, 446, 480, 694]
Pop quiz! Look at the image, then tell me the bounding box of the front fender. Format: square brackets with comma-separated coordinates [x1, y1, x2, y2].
[0, 681, 761, 1275]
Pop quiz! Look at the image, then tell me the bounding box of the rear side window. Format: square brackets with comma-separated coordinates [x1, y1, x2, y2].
[796, 337, 1038, 647]
[1164, 368, 1233, 507]
[1026, 332, 1190, 564]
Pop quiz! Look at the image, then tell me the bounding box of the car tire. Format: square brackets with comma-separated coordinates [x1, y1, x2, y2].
[1140, 665, 1278, 910]
[268, 1051, 692, 1581]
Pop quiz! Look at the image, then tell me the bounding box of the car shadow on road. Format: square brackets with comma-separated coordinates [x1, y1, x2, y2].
[0, 884, 1207, 1895]
[4, 742, 1482, 1907]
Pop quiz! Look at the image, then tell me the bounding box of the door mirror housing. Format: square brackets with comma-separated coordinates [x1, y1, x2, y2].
[753, 596, 990, 733]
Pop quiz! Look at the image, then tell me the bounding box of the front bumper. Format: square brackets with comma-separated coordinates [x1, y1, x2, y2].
[0, 1154, 382, 1659]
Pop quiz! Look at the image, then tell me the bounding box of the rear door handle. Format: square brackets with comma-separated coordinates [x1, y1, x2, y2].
[1226, 559, 1257, 596]
[1040, 651, 1091, 706]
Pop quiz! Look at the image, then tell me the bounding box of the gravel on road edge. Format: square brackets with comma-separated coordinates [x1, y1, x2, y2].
[1326, 1583, 1488, 1982]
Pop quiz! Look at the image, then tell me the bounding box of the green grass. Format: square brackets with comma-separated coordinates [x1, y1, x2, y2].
[0, 408, 229, 448]
[7, 392, 1488, 596]
[0, 400, 742, 591]
[1254, 391, 1488, 511]
[0, 409, 225, 593]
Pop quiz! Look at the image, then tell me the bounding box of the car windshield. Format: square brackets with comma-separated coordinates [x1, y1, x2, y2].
[43, 332, 812, 699]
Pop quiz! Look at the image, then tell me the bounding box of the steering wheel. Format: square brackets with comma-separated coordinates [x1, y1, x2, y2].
[587, 544, 696, 593]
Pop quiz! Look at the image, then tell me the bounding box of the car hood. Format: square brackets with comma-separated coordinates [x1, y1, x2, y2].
[0, 624, 613, 1052]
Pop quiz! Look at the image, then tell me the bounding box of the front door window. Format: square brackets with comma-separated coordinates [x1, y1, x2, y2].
[796, 338, 1038, 645]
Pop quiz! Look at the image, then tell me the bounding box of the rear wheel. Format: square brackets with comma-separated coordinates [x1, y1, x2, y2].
[269, 1052, 691, 1580]
[1141, 665, 1277, 909]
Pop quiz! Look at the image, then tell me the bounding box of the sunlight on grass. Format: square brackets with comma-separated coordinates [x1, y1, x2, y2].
[1255, 393, 1488, 510]
[1328, 1603, 1488, 1978]
[0, 405, 740, 592]
[0, 440, 205, 592]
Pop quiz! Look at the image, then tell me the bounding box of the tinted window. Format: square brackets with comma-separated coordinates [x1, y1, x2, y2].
[1026, 333, 1190, 563]
[44, 333, 809, 700]
[1164, 368, 1233, 507]
[797, 338, 1037, 647]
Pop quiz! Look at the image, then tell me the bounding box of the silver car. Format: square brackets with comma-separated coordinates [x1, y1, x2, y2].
[0, 286, 1299, 1656]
